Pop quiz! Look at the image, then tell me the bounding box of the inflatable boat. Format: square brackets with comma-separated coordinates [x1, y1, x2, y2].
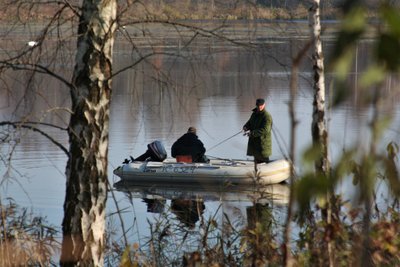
[113, 158, 291, 185]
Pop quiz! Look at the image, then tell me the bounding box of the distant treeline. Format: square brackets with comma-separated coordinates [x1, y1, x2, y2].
[0, 0, 388, 22]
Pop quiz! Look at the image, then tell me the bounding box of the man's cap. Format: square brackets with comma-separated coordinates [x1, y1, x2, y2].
[256, 98, 265, 106]
[187, 127, 197, 134]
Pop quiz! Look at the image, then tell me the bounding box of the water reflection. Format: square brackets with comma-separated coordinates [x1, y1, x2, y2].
[114, 180, 290, 206]
[114, 181, 289, 221]
[142, 198, 166, 213]
[171, 199, 205, 229]
[113, 180, 289, 257]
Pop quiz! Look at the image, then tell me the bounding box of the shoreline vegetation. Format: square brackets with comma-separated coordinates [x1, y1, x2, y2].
[0, 1, 383, 23]
[0, 0, 382, 43]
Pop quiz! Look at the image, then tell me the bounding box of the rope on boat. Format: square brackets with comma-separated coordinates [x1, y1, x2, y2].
[206, 127, 294, 170]
[272, 125, 299, 179]
[272, 125, 290, 160]
[206, 155, 247, 165]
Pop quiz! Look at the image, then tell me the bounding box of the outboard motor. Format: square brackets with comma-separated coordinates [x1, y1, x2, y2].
[148, 140, 167, 161]
[124, 140, 168, 163]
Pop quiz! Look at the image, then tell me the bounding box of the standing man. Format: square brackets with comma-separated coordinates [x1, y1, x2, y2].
[243, 98, 272, 164]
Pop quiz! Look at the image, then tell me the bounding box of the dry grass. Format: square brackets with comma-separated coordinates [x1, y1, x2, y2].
[0, 200, 59, 266]
[0, 239, 56, 266]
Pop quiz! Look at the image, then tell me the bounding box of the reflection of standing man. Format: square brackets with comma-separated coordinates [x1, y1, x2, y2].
[246, 203, 272, 232]
[243, 98, 272, 164]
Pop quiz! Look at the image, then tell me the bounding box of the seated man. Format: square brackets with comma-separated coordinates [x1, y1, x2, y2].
[171, 127, 208, 163]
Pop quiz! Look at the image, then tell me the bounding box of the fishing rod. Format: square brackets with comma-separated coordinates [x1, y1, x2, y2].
[207, 130, 243, 152]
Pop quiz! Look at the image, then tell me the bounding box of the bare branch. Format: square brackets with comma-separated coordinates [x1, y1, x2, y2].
[111, 51, 187, 78]
[0, 61, 73, 89]
[124, 19, 258, 48]
[0, 121, 69, 157]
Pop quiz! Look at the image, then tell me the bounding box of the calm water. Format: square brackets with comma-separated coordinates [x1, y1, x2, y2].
[0, 22, 399, 246]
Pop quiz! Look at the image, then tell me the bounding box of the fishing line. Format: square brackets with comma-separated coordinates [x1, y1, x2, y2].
[207, 130, 243, 152]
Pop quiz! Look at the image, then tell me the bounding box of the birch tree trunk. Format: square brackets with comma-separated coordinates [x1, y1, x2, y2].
[310, 1, 333, 266]
[60, 1, 117, 266]
[310, 0, 329, 172]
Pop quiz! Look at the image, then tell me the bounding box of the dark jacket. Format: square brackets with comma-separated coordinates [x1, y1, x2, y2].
[243, 108, 272, 160]
[171, 133, 206, 163]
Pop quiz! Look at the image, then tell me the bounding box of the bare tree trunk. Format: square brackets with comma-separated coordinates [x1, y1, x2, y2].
[283, 40, 311, 267]
[60, 0, 117, 266]
[309, 1, 333, 266]
[310, 0, 328, 167]
[282, 51, 298, 267]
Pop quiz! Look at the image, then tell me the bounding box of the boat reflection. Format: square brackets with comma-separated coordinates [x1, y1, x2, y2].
[142, 198, 166, 213]
[113, 180, 290, 206]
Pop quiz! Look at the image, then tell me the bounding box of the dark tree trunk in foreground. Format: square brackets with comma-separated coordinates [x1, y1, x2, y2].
[60, 0, 117, 266]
